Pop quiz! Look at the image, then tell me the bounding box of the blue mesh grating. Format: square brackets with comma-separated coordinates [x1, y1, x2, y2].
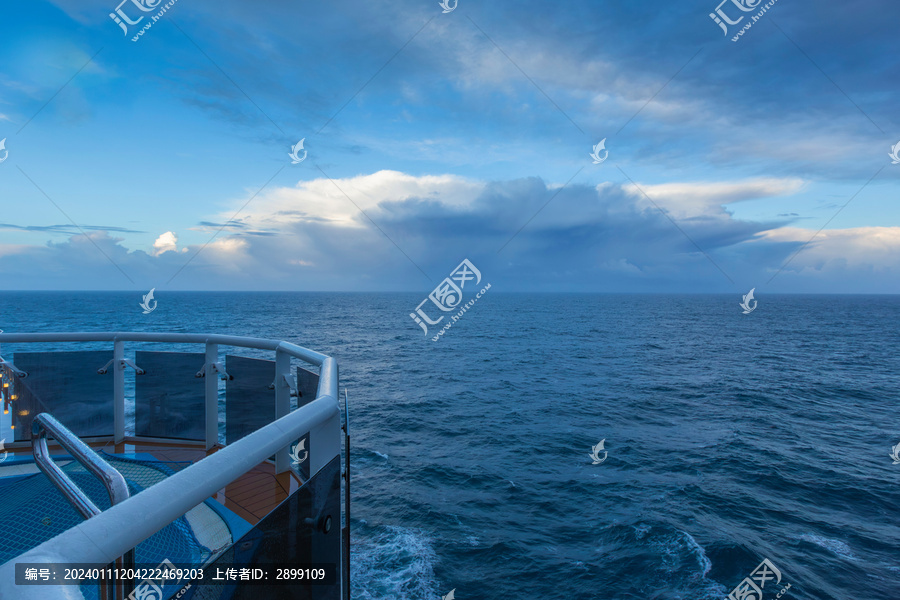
[0, 453, 214, 600]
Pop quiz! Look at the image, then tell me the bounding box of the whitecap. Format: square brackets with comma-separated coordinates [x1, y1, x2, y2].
[351, 524, 440, 600]
[800, 534, 857, 561]
[681, 530, 713, 576]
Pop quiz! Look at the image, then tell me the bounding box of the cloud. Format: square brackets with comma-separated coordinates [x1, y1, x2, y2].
[0, 171, 897, 293]
[152, 231, 179, 256]
[0, 223, 145, 235]
[217, 170, 486, 233]
[622, 178, 807, 220]
[756, 226, 900, 275]
[0, 244, 30, 259]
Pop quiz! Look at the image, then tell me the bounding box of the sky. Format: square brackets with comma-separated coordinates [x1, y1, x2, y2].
[0, 0, 898, 292]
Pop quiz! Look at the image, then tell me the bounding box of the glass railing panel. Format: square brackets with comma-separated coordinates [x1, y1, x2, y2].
[11, 351, 114, 441]
[167, 455, 342, 600]
[224, 356, 276, 444]
[293, 367, 320, 481]
[135, 351, 206, 441]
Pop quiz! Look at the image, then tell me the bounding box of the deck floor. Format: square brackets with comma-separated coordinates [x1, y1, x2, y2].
[5, 440, 299, 526]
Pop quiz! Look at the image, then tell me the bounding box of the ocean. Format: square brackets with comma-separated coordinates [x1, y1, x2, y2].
[1, 291, 898, 599]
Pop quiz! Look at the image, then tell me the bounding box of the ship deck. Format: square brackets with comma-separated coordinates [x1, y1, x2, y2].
[3, 439, 299, 526]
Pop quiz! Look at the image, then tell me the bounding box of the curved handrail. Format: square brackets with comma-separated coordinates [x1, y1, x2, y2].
[0, 332, 338, 444]
[0, 332, 330, 366]
[0, 332, 342, 600]
[0, 392, 340, 597]
[32, 413, 130, 519]
[32, 413, 136, 600]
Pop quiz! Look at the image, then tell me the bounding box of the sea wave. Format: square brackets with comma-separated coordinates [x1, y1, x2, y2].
[350, 523, 441, 600]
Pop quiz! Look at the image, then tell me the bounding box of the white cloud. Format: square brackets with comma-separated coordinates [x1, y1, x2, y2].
[622, 178, 807, 220]
[152, 231, 179, 256]
[0, 244, 29, 258]
[755, 226, 900, 272]
[219, 170, 485, 230]
[1, 172, 897, 292]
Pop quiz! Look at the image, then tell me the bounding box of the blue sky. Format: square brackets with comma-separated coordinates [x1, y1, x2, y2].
[0, 0, 898, 292]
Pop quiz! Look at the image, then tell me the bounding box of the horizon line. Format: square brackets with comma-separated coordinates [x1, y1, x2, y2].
[1, 290, 899, 296]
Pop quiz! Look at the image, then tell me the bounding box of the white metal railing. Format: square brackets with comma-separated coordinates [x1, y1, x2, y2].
[31, 413, 131, 519]
[0, 332, 342, 600]
[32, 413, 136, 600]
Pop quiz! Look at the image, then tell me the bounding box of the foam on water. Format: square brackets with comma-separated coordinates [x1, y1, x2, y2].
[350, 524, 440, 600]
[799, 534, 857, 561]
[681, 530, 713, 576]
[596, 523, 728, 599]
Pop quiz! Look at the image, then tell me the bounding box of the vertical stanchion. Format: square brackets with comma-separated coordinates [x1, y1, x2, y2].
[113, 340, 125, 444]
[274, 348, 291, 473]
[205, 342, 219, 451]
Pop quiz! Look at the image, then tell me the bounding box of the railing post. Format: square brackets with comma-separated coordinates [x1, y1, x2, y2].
[113, 340, 125, 444]
[205, 342, 218, 451]
[274, 348, 291, 473]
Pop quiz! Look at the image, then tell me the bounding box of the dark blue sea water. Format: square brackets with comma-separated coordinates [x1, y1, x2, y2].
[1, 292, 899, 600]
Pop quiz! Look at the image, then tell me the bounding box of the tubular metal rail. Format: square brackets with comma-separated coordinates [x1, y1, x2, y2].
[31, 413, 136, 600]
[0, 331, 345, 600]
[32, 413, 131, 519]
